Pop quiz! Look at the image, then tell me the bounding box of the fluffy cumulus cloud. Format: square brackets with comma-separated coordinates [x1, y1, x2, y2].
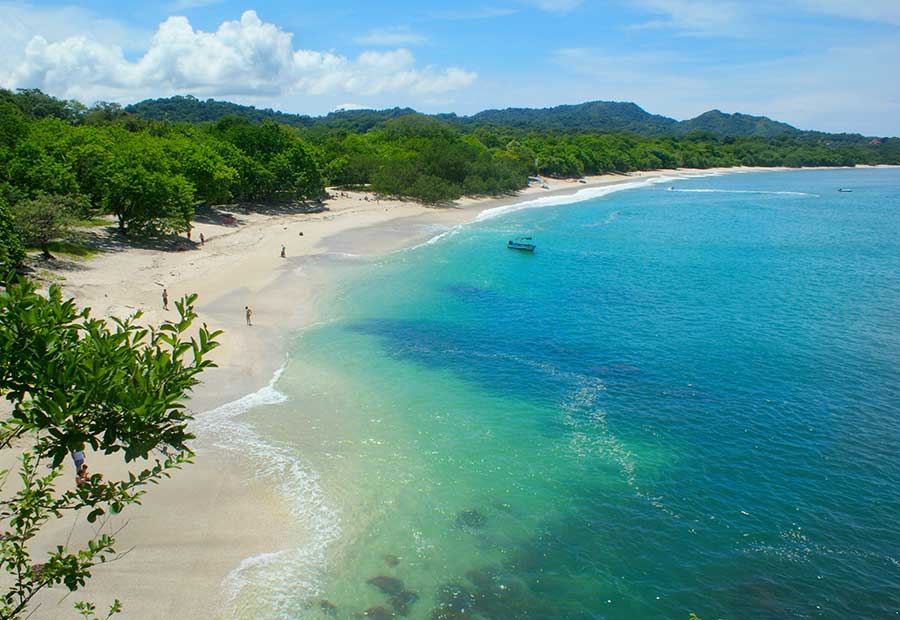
[2, 10, 476, 103]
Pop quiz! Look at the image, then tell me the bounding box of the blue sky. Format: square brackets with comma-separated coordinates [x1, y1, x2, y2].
[2, 0, 899, 134]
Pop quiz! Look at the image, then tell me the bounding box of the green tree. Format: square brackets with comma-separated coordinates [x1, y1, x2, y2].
[270, 142, 324, 200]
[0, 197, 24, 275]
[12, 193, 85, 257]
[102, 139, 196, 235]
[0, 101, 27, 150]
[161, 133, 237, 205]
[0, 279, 220, 620]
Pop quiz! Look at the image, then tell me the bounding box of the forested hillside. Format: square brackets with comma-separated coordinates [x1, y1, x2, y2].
[126, 95, 898, 141]
[458, 101, 679, 134]
[2, 87, 899, 273]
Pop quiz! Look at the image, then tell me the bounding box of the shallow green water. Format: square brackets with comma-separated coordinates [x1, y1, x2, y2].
[204, 168, 900, 620]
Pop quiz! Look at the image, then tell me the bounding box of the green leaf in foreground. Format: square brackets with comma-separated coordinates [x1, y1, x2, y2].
[0, 277, 221, 620]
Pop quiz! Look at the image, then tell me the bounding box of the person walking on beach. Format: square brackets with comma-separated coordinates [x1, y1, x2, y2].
[72, 450, 85, 482]
[200, 232, 205, 245]
[280, 245, 286, 258]
[162, 288, 169, 310]
[245, 305, 253, 326]
[76, 464, 88, 486]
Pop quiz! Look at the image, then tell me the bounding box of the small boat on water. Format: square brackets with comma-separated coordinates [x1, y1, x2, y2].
[507, 237, 536, 252]
[838, 188, 853, 192]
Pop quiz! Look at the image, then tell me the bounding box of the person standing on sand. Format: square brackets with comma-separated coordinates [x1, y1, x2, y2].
[200, 232, 205, 245]
[162, 288, 169, 310]
[72, 451, 85, 482]
[280, 245, 286, 258]
[245, 306, 253, 326]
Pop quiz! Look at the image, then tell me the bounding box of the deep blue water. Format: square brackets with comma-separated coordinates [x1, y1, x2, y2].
[245, 168, 900, 620]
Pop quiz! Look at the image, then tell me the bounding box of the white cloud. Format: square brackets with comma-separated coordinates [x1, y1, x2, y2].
[794, 0, 900, 26]
[525, 0, 582, 13]
[632, 0, 745, 34]
[2, 10, 476, 103]
[429, 6, 518, 20]
[0, 2, 148, 64]
[354, 26, 428, 47]
[334, 103, 367, 111]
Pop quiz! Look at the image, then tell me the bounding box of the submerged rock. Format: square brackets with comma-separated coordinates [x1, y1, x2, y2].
[367, 575, 405, 595]
[363, 606, 393, 620]
[455, 509, 487, 529]
[389, 590, 419, 616]
[384, 554, 401, 567]
[318, 600, 338, 615]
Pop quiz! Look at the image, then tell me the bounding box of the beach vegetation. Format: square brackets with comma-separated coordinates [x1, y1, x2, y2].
[11, 193, 84, 258]
[0, 198, 24, 276]
[1, 88, 899, 225]
[0, 92, 326, 240]
[0, 278, 220, 620]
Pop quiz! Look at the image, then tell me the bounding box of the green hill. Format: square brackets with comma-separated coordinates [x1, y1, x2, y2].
[460, 100, 679, 133]
[674, 109, 798, 138]
[122, 95, 891, 143]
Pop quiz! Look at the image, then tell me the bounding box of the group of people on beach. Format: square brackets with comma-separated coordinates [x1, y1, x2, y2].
[162, 225, 305, 333]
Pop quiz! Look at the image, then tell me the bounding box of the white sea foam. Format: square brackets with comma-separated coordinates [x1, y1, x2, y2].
[399, 171, 756, 249]
[402, 226, 461, 252]
[194, 365, 341, 620]
[475, 176, 679, 223]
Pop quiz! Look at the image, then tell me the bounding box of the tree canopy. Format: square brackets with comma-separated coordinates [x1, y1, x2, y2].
[1, 88, 898, 239]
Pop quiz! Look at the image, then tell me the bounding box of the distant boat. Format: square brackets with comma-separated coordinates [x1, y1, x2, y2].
[578, 178, 588, 184]
[838, 188, 853, 192]
[507, 237, 536, 252]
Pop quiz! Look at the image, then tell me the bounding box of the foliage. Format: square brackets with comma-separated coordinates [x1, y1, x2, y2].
[0, 278, 220, 620]
[123, 94, 900, 144]
[101, 137, 195, 235]
[0, 89, 898, 221]
[0, 198, 24, 276]
[12, 193, 85, 257]
[0, 91, 326, 237]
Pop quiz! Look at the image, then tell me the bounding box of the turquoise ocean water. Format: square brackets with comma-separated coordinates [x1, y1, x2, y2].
[202, 168, 900, 620]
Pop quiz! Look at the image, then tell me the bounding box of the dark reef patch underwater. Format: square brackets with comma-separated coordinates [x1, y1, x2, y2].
[246, 169, 900, 620]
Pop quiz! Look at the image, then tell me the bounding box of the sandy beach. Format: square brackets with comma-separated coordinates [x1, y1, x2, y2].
[16, 167, 790, 618]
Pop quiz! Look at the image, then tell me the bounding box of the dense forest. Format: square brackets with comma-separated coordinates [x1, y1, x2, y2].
[3, 88, 900, 272]
[129, 95, 900, 141]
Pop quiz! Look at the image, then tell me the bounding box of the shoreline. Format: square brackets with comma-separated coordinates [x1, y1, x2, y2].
[24, 165, 875, 618]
